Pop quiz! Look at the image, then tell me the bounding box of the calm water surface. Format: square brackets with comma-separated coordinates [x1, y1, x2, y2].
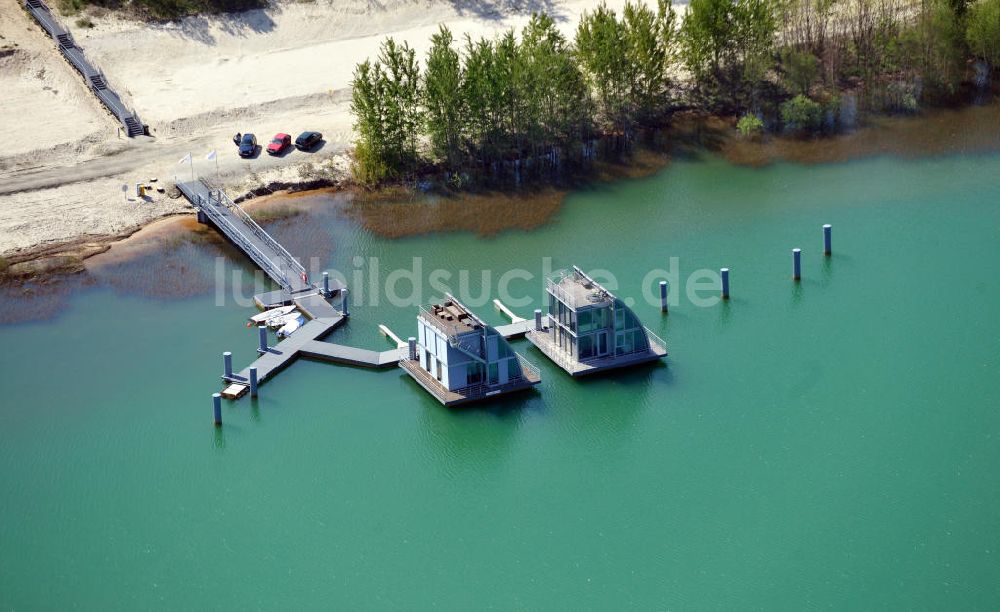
[2, 151, 999, 608]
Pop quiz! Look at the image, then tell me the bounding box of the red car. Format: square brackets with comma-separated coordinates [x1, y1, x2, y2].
[266, 133, 291, 155]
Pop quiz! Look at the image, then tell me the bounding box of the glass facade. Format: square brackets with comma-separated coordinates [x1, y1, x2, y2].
[547, 291, 650, 362]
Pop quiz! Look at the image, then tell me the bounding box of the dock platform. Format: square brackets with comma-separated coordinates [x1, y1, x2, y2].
[399, 355, 540, 407]
[525, 328, 667, 377]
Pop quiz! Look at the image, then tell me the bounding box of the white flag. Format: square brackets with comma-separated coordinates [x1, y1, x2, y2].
[206, 150, 217, 161]
[178, 152, 192, 165]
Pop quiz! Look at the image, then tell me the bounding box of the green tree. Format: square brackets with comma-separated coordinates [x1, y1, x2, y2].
[737, 112, 765, 135]
[576, 2, 677, 146]
[680, 0, 778, 108]
[967, 0, 1000, 67]
[781, 48, 819, 95]
[781, 93, 822, 131]
[349, 38, 421, 185]
[577, 3, 632, 140]
[423, 26, 465, 169]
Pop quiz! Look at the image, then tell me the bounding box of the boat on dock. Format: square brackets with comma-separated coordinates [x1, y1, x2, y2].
[267, 312, 300, 329]
[247, 304, 296, 327]
[277, 315, 306, 338]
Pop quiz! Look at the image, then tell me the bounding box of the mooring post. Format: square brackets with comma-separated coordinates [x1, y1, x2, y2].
[223, 351, 233, 380]
[534, 309, 543, 331]
[258, 325, 268, 354]
[721, 268, 730, 300]
[213, 393, 222, 427]
[408, 337, 417, 361]
[249, 367, 258, 397]
[341, 288, 349, 316]
[793, 248, 802, 281]
[659, 281, 669, 313]
[823, 224, 832, 256]
[323, 272, 330, 296]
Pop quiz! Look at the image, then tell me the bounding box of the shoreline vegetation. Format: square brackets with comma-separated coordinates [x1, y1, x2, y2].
[2, 97, 999, 285]
[349, 0, 1000, 189]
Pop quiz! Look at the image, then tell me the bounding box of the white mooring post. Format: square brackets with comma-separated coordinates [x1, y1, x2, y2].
[341, 288, 349, 316]
[223, 351, 233, 379]
[213, 393, 222, 427]
[823, 224, 832, 256]
[534, 309, 543, 331]
[793, 248, 802, 281]
[258, 325, 268, 354]
[408, 337, 417, 361]
[249, 367, 258, 398]
[721, 268, 730, 300]
[659, 281, 669, 313]
[323, 272, 330, 296]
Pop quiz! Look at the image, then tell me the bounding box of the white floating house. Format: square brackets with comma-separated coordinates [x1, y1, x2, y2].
[399, 295, 541, 406]
[526, 266, 667, 376]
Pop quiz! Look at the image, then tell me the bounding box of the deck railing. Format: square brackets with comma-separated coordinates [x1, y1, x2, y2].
[206, 188, 306, 279]
[515, 352, 541, 380]
[193, 192, 292, 291]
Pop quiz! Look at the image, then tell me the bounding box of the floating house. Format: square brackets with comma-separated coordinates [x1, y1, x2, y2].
[399, 295, 541, 406]
[526, 266, 667, 376]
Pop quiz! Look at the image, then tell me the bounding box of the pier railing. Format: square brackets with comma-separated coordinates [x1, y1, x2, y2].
[195, 192, 293, 291]
[206, 188, 306, 280]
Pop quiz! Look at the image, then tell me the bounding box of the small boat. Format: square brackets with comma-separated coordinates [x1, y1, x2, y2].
[266, 312, 301, 329]
[276, 315, 306, 338]
[247, 305, 295, 327]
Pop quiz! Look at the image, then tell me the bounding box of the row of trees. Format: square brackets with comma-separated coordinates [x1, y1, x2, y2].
[351, 0, 1000, 185]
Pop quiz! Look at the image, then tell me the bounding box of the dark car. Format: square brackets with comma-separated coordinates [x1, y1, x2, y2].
[267, 133, 291, 156]
[238, 133, 258, 158]
[295, 131, 322, 151]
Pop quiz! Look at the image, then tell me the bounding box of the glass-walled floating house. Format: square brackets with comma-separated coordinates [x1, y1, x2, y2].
[399, 295, 541, 406]
[526, 266, 667, 376]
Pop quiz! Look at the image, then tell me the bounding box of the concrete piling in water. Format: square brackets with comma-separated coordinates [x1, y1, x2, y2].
[223, 351, 233, 380]
[721, 268, 730, 300]
[408, 337, 417, 361]
[534, 309, 543, 331]
[323, 272, 330, 296]
[213, 393, 222, 427]
[341, 288, 350, 316]
[823, 224, 832, 256]
[659, 281, 669, 313]
[249, 367, 258, 398]
[793, 248, 802, 281]
[257, 325, 268, 354]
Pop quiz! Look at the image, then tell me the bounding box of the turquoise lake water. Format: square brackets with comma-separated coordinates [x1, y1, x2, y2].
[2, 152, 999, 609]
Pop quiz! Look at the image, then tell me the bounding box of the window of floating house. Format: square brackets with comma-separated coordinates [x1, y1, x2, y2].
[612, 299, 650, 355]
[507, 357, 522, 380]
[579, 334, 594, 359]
[488, 362, 499, 385]
[467, 362, 484, 385]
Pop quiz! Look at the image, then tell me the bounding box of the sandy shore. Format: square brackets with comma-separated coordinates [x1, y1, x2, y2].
[0, 0, 639, 270]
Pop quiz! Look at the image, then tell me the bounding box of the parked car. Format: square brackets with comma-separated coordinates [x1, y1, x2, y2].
[295, 131, 322, 151]
[267, 133, 291, 156]
[238, 133, 258, 158]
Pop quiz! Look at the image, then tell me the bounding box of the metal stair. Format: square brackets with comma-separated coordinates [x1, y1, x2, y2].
[23, 0, 145, 138]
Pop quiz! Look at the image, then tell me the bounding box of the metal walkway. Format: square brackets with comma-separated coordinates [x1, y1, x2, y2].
[178, 179, 313, 294]
[23, 0, 144, 136]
